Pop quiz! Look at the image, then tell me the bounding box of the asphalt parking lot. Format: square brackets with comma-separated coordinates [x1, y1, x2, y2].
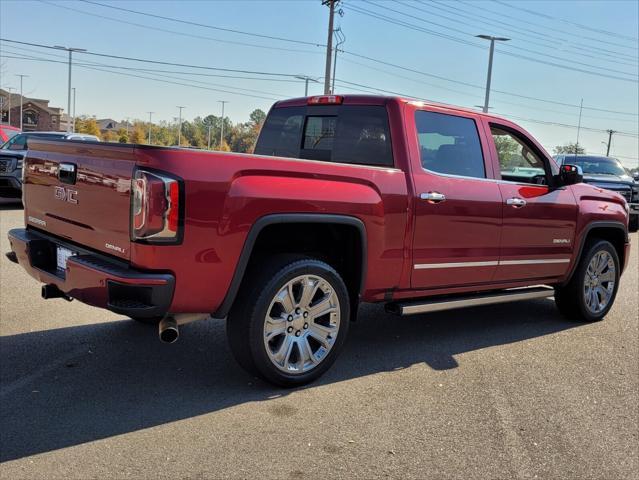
[0, 198, 637, 480]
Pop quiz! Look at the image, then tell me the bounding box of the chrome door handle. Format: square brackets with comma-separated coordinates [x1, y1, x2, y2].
[506, 197, 527, 208]
[420, 192, 446, 203]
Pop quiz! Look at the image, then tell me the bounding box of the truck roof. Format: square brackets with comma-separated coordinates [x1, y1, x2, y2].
[274, 94, 510, 122]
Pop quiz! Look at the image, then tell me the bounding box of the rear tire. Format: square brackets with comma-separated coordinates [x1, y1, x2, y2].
[555, 239, 620, 322]
[629, 215, 638, 233]
[226, 256, 350, 387]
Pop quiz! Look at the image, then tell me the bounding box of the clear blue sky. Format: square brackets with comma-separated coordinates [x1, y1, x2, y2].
[1, 0, 637, 167]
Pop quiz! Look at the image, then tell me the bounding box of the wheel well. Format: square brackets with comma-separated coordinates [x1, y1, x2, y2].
[246, 222, 364, 309]
[584, 227, 626, 266]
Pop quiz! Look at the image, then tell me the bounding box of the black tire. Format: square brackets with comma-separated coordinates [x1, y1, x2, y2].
[131, 316, 163, 325]
[555, 239, 620, 322]
[226, 256, 350, 387]
[629, 215, 638, 233]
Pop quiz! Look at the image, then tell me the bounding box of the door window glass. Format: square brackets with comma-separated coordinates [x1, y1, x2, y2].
[415, 111, 485, 179]
[491, 126, 548, 184]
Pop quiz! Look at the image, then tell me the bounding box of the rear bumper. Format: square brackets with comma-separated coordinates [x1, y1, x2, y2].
[7, 228, 174, 318]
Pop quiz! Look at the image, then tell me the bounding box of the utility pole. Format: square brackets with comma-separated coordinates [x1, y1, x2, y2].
[54, 46, 86, 132]
[605, 129, 616, 157]
[322, 0, 338, 94]
[331, 27, 345, 94]
[218, 100, 228, 149]
[147, 111, 154, 144]
[207, 123, 212, 149]
[476, 35, 509, 113]
[15, 74, 28, 130]
[72, 87, 76, 132]
[176, 106, 184, 146]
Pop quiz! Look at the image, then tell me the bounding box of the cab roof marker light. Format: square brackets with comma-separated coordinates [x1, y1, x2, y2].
[308, 95, 344, 105]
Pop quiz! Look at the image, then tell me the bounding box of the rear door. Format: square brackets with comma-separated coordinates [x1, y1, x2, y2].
[23, 139, 135, 260]
[486, 123, 577, 281]
[408, 108, 503, 289]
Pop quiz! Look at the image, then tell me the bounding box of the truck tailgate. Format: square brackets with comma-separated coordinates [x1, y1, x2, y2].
[23, 139, 135, 260]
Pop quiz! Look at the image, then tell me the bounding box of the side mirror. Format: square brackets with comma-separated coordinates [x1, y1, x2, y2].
[560, 164, 583, 186]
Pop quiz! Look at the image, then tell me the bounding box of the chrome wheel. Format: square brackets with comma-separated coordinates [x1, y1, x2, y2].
[263, 274, 340, 374]
[583, 250, 616, 314]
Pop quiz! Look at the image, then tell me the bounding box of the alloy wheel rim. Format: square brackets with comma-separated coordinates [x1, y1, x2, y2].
[583, 250, 616, 314]
[263, 274, 340, 374]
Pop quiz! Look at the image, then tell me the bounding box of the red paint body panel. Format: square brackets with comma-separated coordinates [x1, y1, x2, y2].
[12, 95, 631, 317]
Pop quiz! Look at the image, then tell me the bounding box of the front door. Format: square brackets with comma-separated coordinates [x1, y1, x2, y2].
[487, 124, 578, 282]
[410, 109, 503, 290]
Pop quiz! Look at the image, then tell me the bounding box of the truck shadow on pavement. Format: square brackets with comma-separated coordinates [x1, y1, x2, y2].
[0, 298, 579, 462]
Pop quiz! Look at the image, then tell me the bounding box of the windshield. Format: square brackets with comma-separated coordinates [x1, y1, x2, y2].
[567, 156, 627, 176]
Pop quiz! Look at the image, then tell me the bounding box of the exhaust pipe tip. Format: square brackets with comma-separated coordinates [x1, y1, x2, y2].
[158, 316, 179, 343]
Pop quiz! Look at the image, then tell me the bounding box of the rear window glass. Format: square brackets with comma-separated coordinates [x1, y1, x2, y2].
[415, 111, 485, 179]
[255, 105, 393, 167]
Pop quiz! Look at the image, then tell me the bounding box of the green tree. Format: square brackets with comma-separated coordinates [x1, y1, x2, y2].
[554, 143, 585, 155]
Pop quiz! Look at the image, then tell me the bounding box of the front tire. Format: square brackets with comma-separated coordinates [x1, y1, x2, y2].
[555, 239, 620, 322]
[226, 256, 350, 387]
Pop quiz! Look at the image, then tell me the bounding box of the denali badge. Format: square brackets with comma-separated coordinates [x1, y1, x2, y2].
[27, 216, 47, 227]
[553, 238, 571, 244]
[54, 186, 78, 204]
[105, 243, 125, 254]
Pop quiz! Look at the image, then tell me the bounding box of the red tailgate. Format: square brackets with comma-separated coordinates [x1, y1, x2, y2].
[23, 139, 135, 260]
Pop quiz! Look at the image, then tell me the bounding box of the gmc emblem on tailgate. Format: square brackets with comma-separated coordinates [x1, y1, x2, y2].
[54, 186, 78, 204]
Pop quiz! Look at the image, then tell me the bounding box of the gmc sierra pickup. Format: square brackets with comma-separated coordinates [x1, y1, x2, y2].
[7, 95, 632, 387]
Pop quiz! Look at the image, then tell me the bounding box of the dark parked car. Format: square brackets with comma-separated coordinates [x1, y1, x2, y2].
[555, 154, 638, 232]
[0, 131, 99, 197]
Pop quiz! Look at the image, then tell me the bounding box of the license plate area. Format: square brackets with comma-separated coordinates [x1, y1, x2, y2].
[56, 246, 76, 271]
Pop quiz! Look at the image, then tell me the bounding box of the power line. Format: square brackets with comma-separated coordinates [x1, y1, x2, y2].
[491, 0, 639, 43]
[0, 39, 304, 78]
[347, 2, 637, 82]
[0, 52, 282, 101]
[3, 37, 637, 119]
[397, 0, 638, 66]
[38, 0, 323, 56]
[80, 0, 325, 47]
[454, 0, 638, 51]
[419, 0, 638, 63]
[367, 0, 637, 75]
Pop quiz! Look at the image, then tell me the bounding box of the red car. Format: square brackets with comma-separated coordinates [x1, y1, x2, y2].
[7, 95, 631, 386]
[0, 124, 20, 144]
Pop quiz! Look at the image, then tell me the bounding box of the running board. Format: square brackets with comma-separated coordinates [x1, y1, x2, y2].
[386, 286, 555, 316]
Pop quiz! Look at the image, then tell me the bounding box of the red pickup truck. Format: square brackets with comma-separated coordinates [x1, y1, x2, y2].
[7, 95, 631, 386]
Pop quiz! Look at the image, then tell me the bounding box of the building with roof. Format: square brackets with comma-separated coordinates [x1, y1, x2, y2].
[0, 88, 66, 132]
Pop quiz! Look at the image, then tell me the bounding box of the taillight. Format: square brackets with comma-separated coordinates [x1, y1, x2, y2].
[131, 169, 182, 243]
[307, 95, 344, 105]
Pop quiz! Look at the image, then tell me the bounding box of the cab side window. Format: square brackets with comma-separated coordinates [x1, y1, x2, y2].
[415, 111, 485, 179]
[491, 126, 548, 185]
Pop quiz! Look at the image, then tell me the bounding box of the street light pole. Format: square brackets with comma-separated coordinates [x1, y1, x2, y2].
[7, 86, 14, 126]
[476, 35, 509, 113]
[54, 46, 86, 132]
[72, 87, 76, 132]
[218, 100, 228, 149]
[147, 111, 154, 144]
[295, 76, 319, 96]
[15, 74, 28, 130]
[176, 106, 184, 146]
